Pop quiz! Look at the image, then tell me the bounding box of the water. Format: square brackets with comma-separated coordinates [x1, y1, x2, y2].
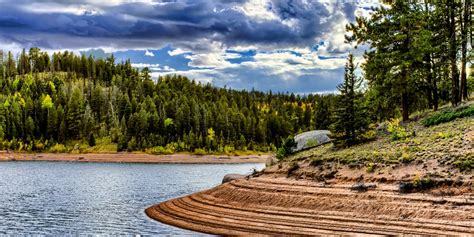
[0, 161, 264, 235]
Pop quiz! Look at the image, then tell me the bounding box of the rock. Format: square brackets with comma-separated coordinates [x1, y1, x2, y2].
[292, 130, 331, 152]
[265, 156, 278, 167]
[222, 174, 246, 184]
[399, 182, 414, 193]
[350, 182, 377, 192]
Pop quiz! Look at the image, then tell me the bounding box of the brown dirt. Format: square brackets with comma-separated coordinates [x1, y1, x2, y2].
[146, 176, 473, 235]
[0, 151, 269, 164]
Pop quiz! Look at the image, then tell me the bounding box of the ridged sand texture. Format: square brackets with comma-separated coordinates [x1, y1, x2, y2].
[146, 177, 473, 235]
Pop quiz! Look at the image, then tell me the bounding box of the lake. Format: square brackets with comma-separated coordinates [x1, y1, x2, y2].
[0, 161, 264, 235]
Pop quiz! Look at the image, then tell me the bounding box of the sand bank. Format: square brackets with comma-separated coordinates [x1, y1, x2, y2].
[0, 151, 269, 164]
[146, 176, 473, 235]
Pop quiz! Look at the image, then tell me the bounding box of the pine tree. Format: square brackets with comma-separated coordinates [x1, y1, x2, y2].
[88, 132, 96, 147]
[331, 54, 368, 147]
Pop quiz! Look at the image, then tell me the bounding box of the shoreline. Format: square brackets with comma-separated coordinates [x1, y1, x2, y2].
[0, 151, 269, 164]
[145, 176, 473, 235]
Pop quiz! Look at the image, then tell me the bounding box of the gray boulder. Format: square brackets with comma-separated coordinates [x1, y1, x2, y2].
[293, 130, 331, 152]
[222, 174, 246, 184]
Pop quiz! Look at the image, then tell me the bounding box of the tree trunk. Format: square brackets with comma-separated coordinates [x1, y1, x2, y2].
[425, 54, 434, 109]
[402, 92, 409, 122]
[432, 63, 439, 111]
[449, 1, 460, 106]
[460, 0, 470, 100]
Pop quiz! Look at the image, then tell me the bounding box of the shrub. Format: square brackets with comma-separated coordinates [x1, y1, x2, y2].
[387, 118, 408, 141]
[454, 158, 473, 171]
[276, 136, 296, 160]
[399, 152, 414, 163]
[150, 144, 175, 155]
[422, 105, 474, 127]
[193, 148, 207, 155]
[366, 162, 375, 173]
[88, 133, 96, 147]
[50, 143, 67, 153]
[436, 132, 453, 139]
[34, 142, 45, 151]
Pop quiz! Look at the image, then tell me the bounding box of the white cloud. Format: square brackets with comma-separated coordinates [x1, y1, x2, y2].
[131, 63, 160, 68]
[144, 49, 154, 57]
[168, 48, 190, 56]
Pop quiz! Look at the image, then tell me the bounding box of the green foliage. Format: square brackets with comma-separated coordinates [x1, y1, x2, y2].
[453, 157, 473, 171]
[366, 162, 375, 173]
[49, 143, 67, 153]
[193, 148, 207, 156]
[399, 152, 414, 164]
[347, 1, 470, 120]
[0, 47, 344, 154]
[41, 94, 53, 109]
[276, 136, 296, 160]
[150, 145, 175, 155]
[88, 133, 96, 147]
[387, 119, 409, 141]
[422, 106, 474, 127]
[331, 54, 369, 147]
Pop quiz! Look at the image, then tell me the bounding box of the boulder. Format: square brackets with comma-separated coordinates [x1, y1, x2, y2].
[222, 174, 246, 184]
[292, 130, 331, 152]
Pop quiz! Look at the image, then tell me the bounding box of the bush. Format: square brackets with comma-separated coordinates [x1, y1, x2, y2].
[50, 143, 67, 153]
[422, 105, 474, 127]
[34, 142, 45, 151]
[193, 148, 207, 155]
[399, 152, 414, 163]
[150, 144, 176, 155]
[366, 162, 375, 173]
[387, 118, 408, 141]
[276, 136, 296, 160]
[454, 158, 473, 171]
[88, 133, 96, 147]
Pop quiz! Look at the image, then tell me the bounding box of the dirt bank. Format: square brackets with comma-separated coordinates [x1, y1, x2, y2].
[0, 152, 269, 164]
[146, 176, 473, 235]
[145, 114, 473, 235]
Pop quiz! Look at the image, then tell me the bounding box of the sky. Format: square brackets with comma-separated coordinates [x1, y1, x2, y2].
[0, 0, 379, 93]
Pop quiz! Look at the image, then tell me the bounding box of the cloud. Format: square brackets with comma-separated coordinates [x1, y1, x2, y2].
[168, 48, 190, 56]
[0, 0, 356, 52]
[0, 0, 375, 93]
[144, 49, 154, 57]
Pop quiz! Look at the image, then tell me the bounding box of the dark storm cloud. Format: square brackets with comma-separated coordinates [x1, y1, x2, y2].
[0, 0, 355, 50]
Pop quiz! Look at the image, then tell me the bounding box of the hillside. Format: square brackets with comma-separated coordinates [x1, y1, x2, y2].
[146, 104, 473, 235]
[269, 102, 473, 186]
[0, 49, 338, 155]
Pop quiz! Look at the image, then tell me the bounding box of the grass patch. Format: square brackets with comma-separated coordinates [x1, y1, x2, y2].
[422, 105, 474, 127]
[453, 157, 473, 171]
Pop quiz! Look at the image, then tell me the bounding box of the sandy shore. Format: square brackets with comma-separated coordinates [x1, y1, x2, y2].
[146, 176, 473, 235]
[0, 151, 269, 164]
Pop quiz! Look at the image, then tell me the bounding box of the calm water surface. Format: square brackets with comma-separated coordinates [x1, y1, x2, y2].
[0, 161, 264, 235]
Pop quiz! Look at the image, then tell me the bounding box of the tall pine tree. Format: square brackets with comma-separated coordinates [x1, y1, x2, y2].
[331, 54, 368, 147]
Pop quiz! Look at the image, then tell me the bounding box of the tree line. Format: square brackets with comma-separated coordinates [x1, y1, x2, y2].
[0, 48, 337, 153]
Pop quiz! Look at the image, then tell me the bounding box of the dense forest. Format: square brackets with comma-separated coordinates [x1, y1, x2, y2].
[0, 48, 338, 153]
[0, 1, 472, 154]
